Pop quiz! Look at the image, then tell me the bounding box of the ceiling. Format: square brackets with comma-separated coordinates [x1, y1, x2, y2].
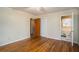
[12, 7, 77, 15]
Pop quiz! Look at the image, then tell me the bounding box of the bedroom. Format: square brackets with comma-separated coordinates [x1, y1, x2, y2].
[0, 7, 79, 52]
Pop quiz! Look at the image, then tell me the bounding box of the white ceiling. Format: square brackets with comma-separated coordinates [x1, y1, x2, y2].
[12, 7, 77, 15]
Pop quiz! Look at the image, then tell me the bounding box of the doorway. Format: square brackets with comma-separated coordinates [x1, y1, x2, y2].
[30, 18, 40, 38]
[61, 15, 73, 45]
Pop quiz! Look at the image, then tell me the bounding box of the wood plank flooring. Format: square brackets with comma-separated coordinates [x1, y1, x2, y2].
[0, 37, 79, 52]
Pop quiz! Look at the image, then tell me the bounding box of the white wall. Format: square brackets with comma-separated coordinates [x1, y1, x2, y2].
[40, 14, 61, 40]
[40, 9, 79, 44]
[77, 12, 79, 44]
[40, 17, 47, 37]
[76, 11, 79, 45]
[0, 8, 35, 46]
[72, 10, 79, 44]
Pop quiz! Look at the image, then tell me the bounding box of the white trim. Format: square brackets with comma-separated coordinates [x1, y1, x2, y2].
[0, 37, 30, 46]
[71, 12, 74, 46]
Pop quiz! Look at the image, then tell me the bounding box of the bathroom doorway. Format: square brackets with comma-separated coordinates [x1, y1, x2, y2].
[61, 15, 73, 46]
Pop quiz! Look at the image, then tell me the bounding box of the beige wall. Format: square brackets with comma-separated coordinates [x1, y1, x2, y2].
[0, 8, 35, 46]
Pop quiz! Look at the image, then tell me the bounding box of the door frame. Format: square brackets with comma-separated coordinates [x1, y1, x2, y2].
[30, 18, 40, 38]
[30, 18, 33, 38]
[71, 12, 74, 46]
[60, 13, 74, 46]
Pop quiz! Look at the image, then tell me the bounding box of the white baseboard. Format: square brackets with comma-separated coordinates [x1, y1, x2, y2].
[0, 37, 30, 46]
[74, 41, 79, 45]
[41, 36, 61, 40]
[41, 35, 79, 45]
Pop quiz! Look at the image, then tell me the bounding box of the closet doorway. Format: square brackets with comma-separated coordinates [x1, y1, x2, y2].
[30, 18, 40, 38]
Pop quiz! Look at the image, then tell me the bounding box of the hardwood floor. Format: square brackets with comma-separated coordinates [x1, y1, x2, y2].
[0, 37, 79, 52]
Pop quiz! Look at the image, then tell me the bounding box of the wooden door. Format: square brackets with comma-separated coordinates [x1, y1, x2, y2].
[34, 18, 40, 37]
[30, 18, 40, 38]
